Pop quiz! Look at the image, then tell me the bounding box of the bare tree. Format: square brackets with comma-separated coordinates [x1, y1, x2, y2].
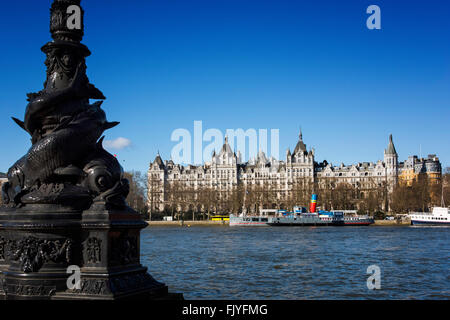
[390, 173, 439, 214]
[444, 167, 450, 206]
[0, 173, 6, 206]
[197, 186, 215, 219]
[124, 171, 148, 217]
[165, 180, 184, 220]
[147, 170, 164, 220]
[316, 176, 337, 211]
[230, 183, 245, 214]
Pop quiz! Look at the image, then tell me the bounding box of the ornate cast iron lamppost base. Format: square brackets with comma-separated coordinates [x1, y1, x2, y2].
[0, 0, 174, 300]
[54, 204, 168, 300]
[0, 204, 169, 301]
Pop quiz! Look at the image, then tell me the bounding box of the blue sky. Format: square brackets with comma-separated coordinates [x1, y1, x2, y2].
[0, 0, 449, 174]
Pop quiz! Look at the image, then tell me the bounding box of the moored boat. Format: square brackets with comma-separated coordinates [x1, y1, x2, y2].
[319, 210, 374, 226]
[267, 211, 333, 226]
[229, 209, 277, 226]
[342, 215, 375, 226]
[409, 207, 450, 226]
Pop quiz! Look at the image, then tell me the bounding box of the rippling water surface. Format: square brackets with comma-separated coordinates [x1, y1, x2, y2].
[141, 226, 450, 299]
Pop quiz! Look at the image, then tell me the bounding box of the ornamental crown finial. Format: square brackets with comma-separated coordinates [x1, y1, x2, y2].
[50, 0, 84, 43]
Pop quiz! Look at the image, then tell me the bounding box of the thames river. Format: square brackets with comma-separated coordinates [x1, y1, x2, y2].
[141, 226, 450, 299]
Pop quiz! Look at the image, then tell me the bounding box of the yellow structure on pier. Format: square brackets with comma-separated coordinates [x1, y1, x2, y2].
[211, 215, 230, 221]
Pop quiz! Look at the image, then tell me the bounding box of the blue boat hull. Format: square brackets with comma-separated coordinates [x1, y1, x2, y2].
[267, 222, 334, 226]
[411, 220, 450, 226]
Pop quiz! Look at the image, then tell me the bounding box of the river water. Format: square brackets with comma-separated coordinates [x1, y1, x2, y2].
[141, 226, 450, 300]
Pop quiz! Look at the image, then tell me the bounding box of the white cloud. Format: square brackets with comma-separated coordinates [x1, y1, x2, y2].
[103, 137, 132, 150]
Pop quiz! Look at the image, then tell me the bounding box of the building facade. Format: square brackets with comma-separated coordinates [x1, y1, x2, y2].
[398, 154, 442, 186]
[148, 131, 442, 213]
[0, 173, 7, 205]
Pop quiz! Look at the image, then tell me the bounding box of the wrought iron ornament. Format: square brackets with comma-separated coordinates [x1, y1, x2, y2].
[1, 0, 129, 210]
[5, 237, 72, 273]
[0, 0, 171, 300]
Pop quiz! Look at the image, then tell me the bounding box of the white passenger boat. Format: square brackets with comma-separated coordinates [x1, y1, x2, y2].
[319, 210, 374, 226]
[409, 207, 450, 226]
[229, 209, 277, 226]
[268, 211, 332, 226]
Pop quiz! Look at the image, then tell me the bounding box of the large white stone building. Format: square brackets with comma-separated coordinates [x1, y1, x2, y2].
[148, 130, 441, 213]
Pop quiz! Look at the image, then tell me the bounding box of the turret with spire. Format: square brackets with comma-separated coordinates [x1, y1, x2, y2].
[293, 127, 307, 156]
[385, 134, 397, 155]
[152, 151, 165, 170]
[384, 134, 399, 188]
[286, 148, 292, 163]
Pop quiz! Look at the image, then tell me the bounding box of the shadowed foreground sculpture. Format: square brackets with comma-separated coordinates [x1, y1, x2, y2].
[0, 0, 172, 300]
